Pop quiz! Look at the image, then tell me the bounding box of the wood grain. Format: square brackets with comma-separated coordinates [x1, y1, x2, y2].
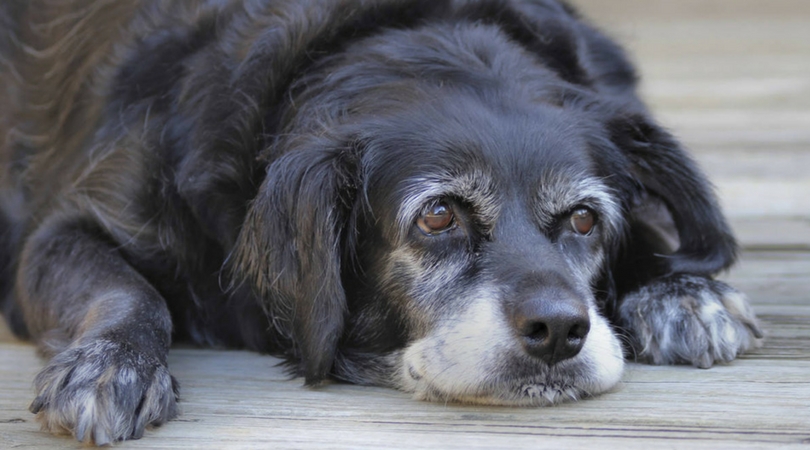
[2, 0, 809, 448]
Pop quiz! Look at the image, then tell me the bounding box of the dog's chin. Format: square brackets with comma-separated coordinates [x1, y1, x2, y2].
[401, 357, 624, 407]
[412, 382, 587, 407]
[394, 299, 626, 406]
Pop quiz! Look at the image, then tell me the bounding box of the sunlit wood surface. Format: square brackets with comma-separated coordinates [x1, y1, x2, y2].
[1, 0, 809, 448]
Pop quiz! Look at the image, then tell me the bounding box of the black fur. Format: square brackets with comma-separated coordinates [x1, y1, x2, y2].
[0, 0, 762, 444]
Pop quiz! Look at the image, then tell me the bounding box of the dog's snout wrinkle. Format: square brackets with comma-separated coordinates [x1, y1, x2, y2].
[513, 294, 591, 366]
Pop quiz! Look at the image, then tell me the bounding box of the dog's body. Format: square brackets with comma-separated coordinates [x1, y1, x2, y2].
[0, 0, 762, 445]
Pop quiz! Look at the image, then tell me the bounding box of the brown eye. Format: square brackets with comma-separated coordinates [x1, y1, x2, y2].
[417, 202, 455, 235]
[570, 208, 595, 236]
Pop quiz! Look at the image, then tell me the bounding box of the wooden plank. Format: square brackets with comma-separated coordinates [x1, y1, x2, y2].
[719, 181, 810, 221]
[721, 251, 810, 307]
[1, 251, 808, 448]
[1, 347, 809, 449]
[572, 0, 810, 21]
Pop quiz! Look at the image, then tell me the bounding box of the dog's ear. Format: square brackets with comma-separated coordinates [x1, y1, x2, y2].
[605, 112, 738, 280]
[169, 0, 447, 248]
[232, 143, 358, 385]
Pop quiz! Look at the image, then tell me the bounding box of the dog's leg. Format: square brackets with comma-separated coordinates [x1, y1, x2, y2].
[16, 218, 177, 445]
[596, 105, 766, 368]
[610, 195, 763, 368]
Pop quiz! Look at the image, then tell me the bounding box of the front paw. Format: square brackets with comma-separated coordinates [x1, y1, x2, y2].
[618, 274, 763, 368]
[30, 338, 179, 445]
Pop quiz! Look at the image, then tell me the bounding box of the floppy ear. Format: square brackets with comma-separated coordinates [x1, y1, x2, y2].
[168, 0, 447, 248]
[232, 143, 358, 385]
[606, 112, 738, 282]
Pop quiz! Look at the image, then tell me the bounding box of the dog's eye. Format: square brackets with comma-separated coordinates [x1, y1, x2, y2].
[417, 202, 455, 235]
[570, 208, 595, 236]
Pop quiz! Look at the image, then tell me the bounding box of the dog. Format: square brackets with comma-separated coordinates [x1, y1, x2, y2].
[0, 0, 763, 445]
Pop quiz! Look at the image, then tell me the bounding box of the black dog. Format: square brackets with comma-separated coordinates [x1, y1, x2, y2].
[0, 0, 762, 445]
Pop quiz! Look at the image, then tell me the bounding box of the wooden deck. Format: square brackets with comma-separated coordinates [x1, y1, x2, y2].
[2, 0, 809, 448]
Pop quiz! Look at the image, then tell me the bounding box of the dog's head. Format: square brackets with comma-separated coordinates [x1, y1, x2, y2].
[342, 95, 628, 405]
[215, 0, 733, 405]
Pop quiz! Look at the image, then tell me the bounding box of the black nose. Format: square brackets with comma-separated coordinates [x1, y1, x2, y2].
[512, 296, 591, 366]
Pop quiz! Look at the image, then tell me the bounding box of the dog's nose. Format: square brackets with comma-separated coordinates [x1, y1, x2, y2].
[513, 297, 590, 366]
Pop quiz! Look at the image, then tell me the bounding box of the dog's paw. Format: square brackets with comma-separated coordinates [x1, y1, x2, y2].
[29, 338, 178, 445]
[618, 274, 763, 368]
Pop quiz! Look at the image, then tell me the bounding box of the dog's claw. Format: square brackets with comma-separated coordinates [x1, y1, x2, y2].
[694, 353, 713, 369]
[28, 396, 45, 414]
[748, 322, 765, 339]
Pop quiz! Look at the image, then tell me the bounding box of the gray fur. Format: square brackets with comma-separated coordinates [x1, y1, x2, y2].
[29, 339, 178, 445]
[618, 275, 763, 368]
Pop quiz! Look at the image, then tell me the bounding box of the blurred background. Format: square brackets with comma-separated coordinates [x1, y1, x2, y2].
[571, 0, 810, 251]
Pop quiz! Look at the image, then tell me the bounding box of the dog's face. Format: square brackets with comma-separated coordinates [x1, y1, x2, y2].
[236, 24, 627, 405]
[350, 95, 626, 404]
